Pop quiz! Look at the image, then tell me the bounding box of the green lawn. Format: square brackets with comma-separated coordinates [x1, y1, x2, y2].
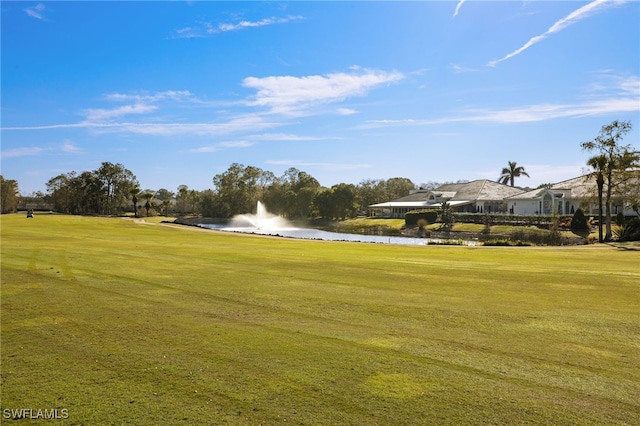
[1, 214, 638, 425]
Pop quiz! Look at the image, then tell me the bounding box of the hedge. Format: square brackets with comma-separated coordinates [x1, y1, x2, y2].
[405, 210, 439, 226]
[405, 211, 586, 228]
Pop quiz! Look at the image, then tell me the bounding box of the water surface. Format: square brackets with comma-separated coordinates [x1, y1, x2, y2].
[198, 224, 478, 246]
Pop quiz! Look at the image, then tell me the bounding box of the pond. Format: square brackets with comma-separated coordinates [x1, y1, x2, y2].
[197, 223, 479, 246]
[196, 202, 478, 246]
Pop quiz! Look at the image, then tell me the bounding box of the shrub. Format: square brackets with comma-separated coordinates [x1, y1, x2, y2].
[570, 208, 589, 232]
[558, 216, 573, 230]
[439, 202, 455, 234]
[615, 212, 625, 226]
[510, 228, 565, 246]
[405, 210, 438, 227]
[617, 218, 640, 242]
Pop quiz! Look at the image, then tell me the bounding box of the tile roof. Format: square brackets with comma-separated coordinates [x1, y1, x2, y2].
[506, 175, 595, 200]
[370, 179, 525, 207]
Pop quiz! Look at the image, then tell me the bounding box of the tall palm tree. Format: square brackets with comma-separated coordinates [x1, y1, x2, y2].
[130, 187, 140, 218]
[142, 192, 155, 217]
[499, 161, 530, 187]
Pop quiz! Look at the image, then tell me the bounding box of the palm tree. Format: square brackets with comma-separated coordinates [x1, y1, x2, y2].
[142, 192, 155, 217]
[130, 187, 140, 218]
[499, 161, 530, 187]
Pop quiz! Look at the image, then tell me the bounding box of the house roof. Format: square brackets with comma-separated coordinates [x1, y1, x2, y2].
[369, 179, 525, 208]
[446, 180, 524, 201]
[506, 174, 596, 200]
[369, 200, 472, 209]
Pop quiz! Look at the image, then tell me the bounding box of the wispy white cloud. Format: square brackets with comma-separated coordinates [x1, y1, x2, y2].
[366, 97, 638, 127]
[216, 16, 304, 33]
[190, 146, 218, 153]
[1, 146, 44, 159]
[103, 90, 192, 103]
[449, 63, 478, 74]
[83, 103, 157, 122]
[190, 140, 254, 153]
[453, 0, 466, 17]
[172, 15, 303, 39]
[265, 160, 373, 171]
[219, 140, 254, 148]
[61, 140, 81, 153]
[24, 3, 47, 20]
[1, 141, 82, 160]
[243, 68, 405, 114]
[587, 72, 640, 98]
[83, 91, 198, 121]
[250, 133, 321, 141]
[364, 72, 639, 127]
[488, 0, 630, 67]
[2, 115, 281, 136]
[337, 108, 358, 116]
[110, 117, 280, 137]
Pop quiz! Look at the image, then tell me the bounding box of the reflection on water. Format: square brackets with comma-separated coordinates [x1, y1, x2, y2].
[197, 224, 478, 246]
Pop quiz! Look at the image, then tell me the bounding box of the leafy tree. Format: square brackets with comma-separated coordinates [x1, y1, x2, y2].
[618, 171, 640, 216]
[279, 168, 320, 218]
[499, 161, 530, 187]
[155, 188, 175, 202]
[418, 179, 468, 191]
[199, 189, 217, 217]
[439, 201, 455, 235]
[0, 176, 20, 214]
[356, 177, 415, 213]
[212, 163, 267, 217]
[175, 185, 190, 214]
[263, 180, 286, 216]
[45, 163, 138, 215]
[46, 173, 75, 213]
[314, 183, 357, 220]
[581, 120, 639, 241]
[76, 171, 105, 214]
[384, 177, 416, 200]
[356, 179, 385, 213]
[190, 190, 201, 214]
[313, 188, 335, 219]
[160, 200, 173, 216]
[331, 183, 358, 220]
[18, 191, 48, 211]
[95, 162, 139, 215]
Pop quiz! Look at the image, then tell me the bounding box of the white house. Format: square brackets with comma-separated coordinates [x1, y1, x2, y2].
[368, 180, 525, 218]
[506, 174, 638, 216]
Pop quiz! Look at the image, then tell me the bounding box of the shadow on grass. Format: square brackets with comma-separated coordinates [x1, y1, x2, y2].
[606, 242, 640, 251]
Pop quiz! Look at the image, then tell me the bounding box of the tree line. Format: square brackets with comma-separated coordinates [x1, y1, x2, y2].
[4, 161, 421, 220]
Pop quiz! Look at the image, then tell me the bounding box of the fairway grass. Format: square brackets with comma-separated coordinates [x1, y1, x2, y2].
[1, 214, 638, 425]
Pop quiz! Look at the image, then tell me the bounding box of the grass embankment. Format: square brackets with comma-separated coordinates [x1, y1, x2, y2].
[340, 217, 598, 244]
[333, 217, 405, 235]
[1, 214, 638, 424]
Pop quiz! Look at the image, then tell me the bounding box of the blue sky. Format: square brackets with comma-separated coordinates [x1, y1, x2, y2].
[2, 1, 639, 195]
